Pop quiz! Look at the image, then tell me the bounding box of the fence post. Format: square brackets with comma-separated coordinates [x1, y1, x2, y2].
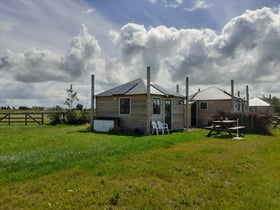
[25, 113, 27, 125]
[8, 113, 10, 125]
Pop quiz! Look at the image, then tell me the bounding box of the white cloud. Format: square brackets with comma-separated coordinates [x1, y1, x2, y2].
[110, 7, 280, 96]
[184, 0, 212, 12]
[0, 5, 280, 107]
[0, 24, 101, 83]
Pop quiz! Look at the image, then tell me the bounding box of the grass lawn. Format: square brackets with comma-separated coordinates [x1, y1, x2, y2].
[0, 125, 279, 209]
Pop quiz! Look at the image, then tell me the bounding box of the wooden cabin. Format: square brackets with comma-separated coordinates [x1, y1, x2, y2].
[189, 86, 245, 127]
[95, 78, 185, 134]
[249, 97, 273, 115]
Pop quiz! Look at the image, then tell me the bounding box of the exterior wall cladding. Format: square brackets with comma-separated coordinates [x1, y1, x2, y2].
[96, 94, 184, 133]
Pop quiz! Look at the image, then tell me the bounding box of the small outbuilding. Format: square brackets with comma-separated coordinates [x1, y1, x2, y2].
[189, 86, 245, 127]
[249, 97, 273, 115]
[95, 77, 185, 134]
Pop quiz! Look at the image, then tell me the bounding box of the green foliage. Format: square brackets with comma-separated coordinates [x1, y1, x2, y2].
[48, 110, 89, 125]
[76, 103, 83, 110]
[216, 111, 272, 134]
[263, 95, 280, 114]
[48, 112, 64, 125]
[65, 110, 89, 125]
[64, 84, 79, 110]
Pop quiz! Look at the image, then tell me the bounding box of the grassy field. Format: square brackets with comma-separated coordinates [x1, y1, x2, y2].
[0, 125, 279, 209]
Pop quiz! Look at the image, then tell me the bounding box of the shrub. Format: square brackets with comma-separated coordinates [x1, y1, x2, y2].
[65, 110, 89, 125]
[48, 110, 89, 125]
[48, 112, 64, 125]
[215, 111, 272, 135]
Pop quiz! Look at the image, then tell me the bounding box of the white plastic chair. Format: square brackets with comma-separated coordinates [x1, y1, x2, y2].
[151, 121, 159, 135]
[157, 121, 169, 134]
[151, 121, 165, 135]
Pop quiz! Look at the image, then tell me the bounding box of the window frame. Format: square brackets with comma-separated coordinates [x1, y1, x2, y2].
[119, 97, 131, 115]
[152, 98, 161, 115]
[200, 101, 208, 110]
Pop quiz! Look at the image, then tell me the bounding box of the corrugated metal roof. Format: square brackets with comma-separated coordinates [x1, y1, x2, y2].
[249, 97, 271, 107]
[190, 86, 238, 100]
[97, 78, 184, 97]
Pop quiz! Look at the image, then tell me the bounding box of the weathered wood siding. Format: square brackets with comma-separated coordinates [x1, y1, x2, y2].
[196, 100, 232, 126]
[96, 95, 147, 132]
[195, 99, 245, 126]
[96, 94, 184, 133]
[249, 106, 273, 115]
[170, 98, 184, 130]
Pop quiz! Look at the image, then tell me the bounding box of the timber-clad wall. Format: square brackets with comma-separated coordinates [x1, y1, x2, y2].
[195, 99, 245, 126]
[170, 97, 184, 130]
[96, 95, 147, 132]
[196, 100, 231, 126]
[96, 94, 184, 133]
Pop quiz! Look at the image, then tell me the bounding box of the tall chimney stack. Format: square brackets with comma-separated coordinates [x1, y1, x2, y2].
[176, 84, 179, 94]
[246, 85, 249, 112]
[146, 66, 151, 135]
[185, 77, 189, 129]
[91, 74, 95, 131]
[231, 80, 234, 111]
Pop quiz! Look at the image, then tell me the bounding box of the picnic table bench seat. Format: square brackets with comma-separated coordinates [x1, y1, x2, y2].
[228, 126, 245, 130]
[204, 125, 221, 129]
[271, 121, 278, 128]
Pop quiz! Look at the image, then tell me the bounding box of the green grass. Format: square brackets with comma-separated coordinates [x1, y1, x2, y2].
[0, 125, 279, 209]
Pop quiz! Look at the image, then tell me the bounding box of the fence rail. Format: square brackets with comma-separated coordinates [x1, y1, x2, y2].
[0, 112, 45, 125]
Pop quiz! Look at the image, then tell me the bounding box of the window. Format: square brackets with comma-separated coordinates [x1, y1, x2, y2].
[153, 98, 161, 114]
[200, 102, 208, 110]
[120, 98, 130, 114]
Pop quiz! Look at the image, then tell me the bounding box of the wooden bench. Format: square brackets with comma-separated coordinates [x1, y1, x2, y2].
[204, 125, 221, 130]
[228, 126, 245, 131]
[271, 121, 278, 128]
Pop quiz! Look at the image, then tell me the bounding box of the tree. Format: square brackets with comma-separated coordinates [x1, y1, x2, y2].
[76, 103, 83, 110]
[263, 95, 280, 114]
[64, 84, 79, 110]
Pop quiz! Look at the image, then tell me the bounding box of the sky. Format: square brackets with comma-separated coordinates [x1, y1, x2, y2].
[0, 0, 280, 108]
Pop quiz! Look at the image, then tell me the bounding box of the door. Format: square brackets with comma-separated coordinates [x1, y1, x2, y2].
[165, 99, 171, 129]
[191, 102, 196, 127]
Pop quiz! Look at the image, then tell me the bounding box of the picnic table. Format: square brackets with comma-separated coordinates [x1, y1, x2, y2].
[206, 119, 245, 138]
[271, 116, 280, 128]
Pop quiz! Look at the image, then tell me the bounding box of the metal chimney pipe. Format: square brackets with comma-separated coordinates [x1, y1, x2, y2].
[91, 74, 95, 131]
[176, 84, 179, 94]
[246, 85, 249, 112]
[231, 80, 234, 98]
[146, 66, 151, 135]
[231, 80, 234, 111]
[185, 77, 189, 129]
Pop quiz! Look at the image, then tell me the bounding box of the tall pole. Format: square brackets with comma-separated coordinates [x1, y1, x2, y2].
[185, 77, 189, 130]
[146, 66, 151, 135]
[246, 85, 249, 112]
[91, 74, 95, 131]
[231, 79, 234, 111]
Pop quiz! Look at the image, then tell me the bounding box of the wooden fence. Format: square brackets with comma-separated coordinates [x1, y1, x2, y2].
[0, 112, 45, 125]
